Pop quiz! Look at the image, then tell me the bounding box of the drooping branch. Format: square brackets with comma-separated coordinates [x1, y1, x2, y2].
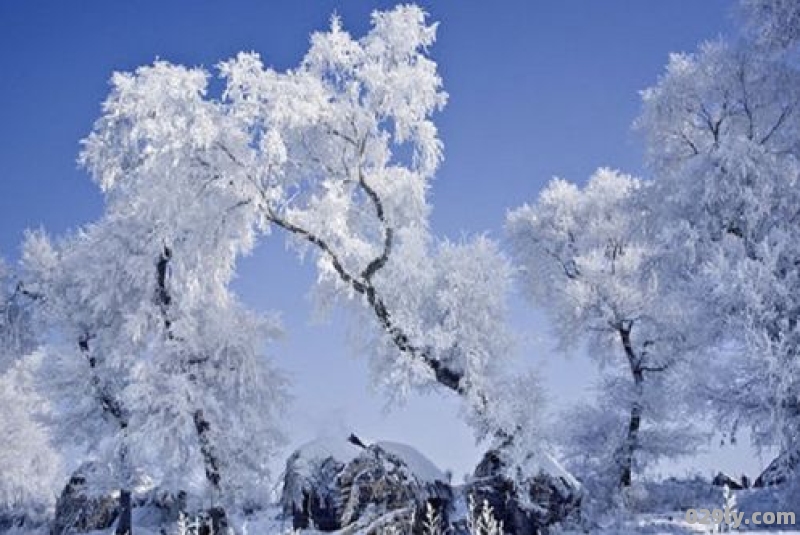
[266, 214, 366, 293]
[273, 211, 462, 392]
[212, 141, 469, 397]
[268, 211, 463, 394]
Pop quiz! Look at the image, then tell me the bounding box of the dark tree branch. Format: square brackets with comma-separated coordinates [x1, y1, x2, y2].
[76, 332, 133, 534]
[738, 66, 756, 141]
[679, 132, 700, 156]
[212, 140, 469, 398]
[357, 173, 393, 282]
[760, 105, 792, 146]
[543, 248, 580, 280]
[193, 409, 222, 488]
[640, 364, 668, 373]
[78, 332, 127, 427]
[155, 246, 173, 335]
[13, 281, 43, 302]
[152, 244, 227, 526]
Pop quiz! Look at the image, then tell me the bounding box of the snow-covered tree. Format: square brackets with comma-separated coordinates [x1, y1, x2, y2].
[24, 206, 287, 533]
[507, 169, 703, 495]
[637, 13, 800, 488]
[210, 7, 512, 418]
[0, 262, 60, 528]
[22, 60, 289, 530]
[0, 352, 62, 528]
[0, 259, 37, 374]
[555, 373, 703, 511]
[23, 219, 167, 534]
[78, 5, 541, 489]
[740, 0, 800, 54]
[129, 261, 288, 518]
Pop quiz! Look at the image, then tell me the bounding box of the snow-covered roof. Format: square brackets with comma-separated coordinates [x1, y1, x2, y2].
[291, 437, 362, 474]
[288, 436, 447, 484]
[376, 441, 447, 484]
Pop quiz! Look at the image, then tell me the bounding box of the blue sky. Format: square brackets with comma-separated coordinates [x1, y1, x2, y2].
[1, 1, 766, 480]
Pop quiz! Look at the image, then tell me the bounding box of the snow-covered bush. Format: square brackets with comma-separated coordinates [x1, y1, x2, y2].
[466, 496, 505, 535]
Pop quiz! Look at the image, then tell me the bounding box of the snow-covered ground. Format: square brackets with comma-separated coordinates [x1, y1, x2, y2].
[22, 516, 800, 535]
[5, 511, 800, 534]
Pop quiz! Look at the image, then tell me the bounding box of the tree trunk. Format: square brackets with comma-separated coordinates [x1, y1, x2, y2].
[116, 431, 134, 535]
[155, 249, 229, 530]
[207, 506, 229, 535]
[115, 489, 133, 535]
[618, 326, 643, 489]
[619, 376, 642, 488]
[193, 409, 229, 532]
[78, 333, 134, 534]
[193, 409, 222, 489]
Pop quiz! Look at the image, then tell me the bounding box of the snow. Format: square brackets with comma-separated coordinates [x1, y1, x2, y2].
[560, 511, 800, 535]
[292, 437, 362, 474]
[6, 511, 800, 535]
[375, 440, 447, 483]
[290, 437, 448, 484]
[5, 3, 800, 534]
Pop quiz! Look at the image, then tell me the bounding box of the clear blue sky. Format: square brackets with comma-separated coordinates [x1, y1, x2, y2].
[2, 1, 763, 480]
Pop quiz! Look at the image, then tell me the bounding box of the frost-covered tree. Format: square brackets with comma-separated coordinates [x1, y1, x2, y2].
[24, 212, 287, 533]
[209, 7, 514, 423]
[0, 259, 37, 373]
[22, 60, 289, 529]
[740, 0, 800, 54]
[78, 6, 544, 492]
[637, 14, 800, 487]
[507, 169, 703, 494]
[0, 262, 60, 528]
[0, 353, 62, 529]
[23, 221, 158, 535]
[131, 256, 288, 520]
[555, 374, 702, 510]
